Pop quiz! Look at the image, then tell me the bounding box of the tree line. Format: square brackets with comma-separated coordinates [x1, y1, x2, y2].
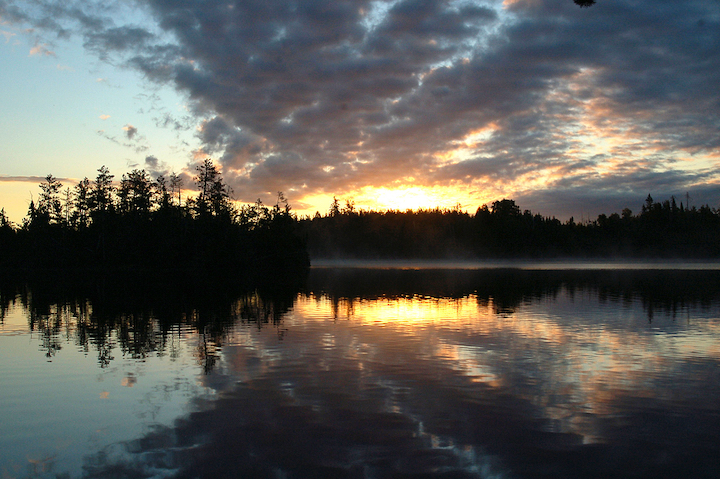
[0, 160, 309, 273]
[3, 165, 720, 265]
[299, 195, 720, 259]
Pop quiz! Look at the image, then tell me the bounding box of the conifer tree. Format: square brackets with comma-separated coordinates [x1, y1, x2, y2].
[91, 166, 115, 215]
[194, 159, 231, 217]
[37, 174, 63, 225]
[72, 178, 92, 228]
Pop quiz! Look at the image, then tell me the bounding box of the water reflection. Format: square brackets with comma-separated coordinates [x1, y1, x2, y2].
[1, 272, 301, 372]
[307, 267, 720, 318]
[2, 268, 720, 478]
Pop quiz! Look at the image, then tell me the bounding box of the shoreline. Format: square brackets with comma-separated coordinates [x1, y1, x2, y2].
[310, 258, 720, 270]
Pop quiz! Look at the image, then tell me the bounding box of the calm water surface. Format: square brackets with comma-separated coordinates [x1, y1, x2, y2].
[2, 266, 720, 478]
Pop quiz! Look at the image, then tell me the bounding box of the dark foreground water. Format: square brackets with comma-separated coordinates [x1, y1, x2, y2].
[2, 265, 720, 478]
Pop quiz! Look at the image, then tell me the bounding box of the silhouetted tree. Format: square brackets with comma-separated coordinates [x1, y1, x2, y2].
[22, 200, 37, 230]
[61, 187, 73, 227]
[0, 209, 14, 264]
[90, 166, 115, 216]
[491, 199, 521, 218]
[329, 196, 341, 217]
[342, 199, 355, 215]
[194, 159, 232, 218]
[72, 178, 91, 228]
[642, 194, 654, 214]
[118, 169, 153, 216]
[37, 174, 63, 225]
[155, 175, 171, 211]
[0, 208, 11, 230]
[170, 172, 183, 206]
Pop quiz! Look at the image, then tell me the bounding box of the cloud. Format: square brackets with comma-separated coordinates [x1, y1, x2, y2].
[96, 129, 119, 145]
[140, 154, 173, 179]
[196, 116, 272, 169]
[144, 155, 158, 168]
[96, 124, 149, 153]
[99, 114, 110, 120]
[1, 30, 16, 42]
[0, 174, 55, 183]
[122, 124, 138, 140]
[119, 154, 183, 183]
[29, 41, 54, 56]
[152, 112, 193, 131]
[3, 0, 720, 214]
[83, 25, 155, 59]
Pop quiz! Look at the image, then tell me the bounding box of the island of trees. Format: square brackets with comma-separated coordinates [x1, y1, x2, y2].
[0, 160, 308, 274]
[2, 162, 720, 270]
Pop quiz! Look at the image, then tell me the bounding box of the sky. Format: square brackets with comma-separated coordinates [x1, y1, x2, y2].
[1, 0, 719, 223]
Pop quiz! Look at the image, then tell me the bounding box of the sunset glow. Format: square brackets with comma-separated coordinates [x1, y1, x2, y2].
[1, 0, 719, 222]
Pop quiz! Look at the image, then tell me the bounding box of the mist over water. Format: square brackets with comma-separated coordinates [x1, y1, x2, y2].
[2, 267, 720, 478]
[311, 258, 720, 270]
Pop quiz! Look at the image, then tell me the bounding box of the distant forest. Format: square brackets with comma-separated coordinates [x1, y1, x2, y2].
[299, 195, 720, 259]
[2, 162, 720, 268]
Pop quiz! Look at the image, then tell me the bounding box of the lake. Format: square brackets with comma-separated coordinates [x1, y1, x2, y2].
[2, 264, 720, 478]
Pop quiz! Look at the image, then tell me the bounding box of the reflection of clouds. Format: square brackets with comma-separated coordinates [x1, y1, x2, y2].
[215, 290, 720, 448]
[121, 374, 137, 387]
[76, 273, 720, 477]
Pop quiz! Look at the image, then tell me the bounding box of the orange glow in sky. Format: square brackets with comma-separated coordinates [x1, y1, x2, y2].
[291, 184, 497, 218]
[2, 0, 719, 223]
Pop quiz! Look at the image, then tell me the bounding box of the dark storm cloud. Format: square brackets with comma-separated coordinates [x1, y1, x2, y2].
[3, 0, 720, 212]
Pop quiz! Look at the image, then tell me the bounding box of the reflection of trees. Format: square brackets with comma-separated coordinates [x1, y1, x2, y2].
[306, 268, 720, 319]
[6, 266, 720, 366]
[0, 280, 17, 325]
[196, 326, 220, 374]
[29, 306, 65, 359]
[3, 270, 304, 371]
[7, 268, 720, 367]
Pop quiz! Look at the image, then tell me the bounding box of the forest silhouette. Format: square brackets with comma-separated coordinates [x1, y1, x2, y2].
[2, 162, 720, 267]
[0, 160, 309, 273]
[301, 195, 720, 259]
